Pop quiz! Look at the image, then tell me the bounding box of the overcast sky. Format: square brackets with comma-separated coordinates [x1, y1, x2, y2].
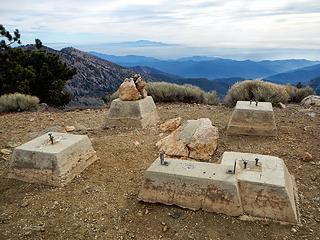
[1, 0, 320, 58]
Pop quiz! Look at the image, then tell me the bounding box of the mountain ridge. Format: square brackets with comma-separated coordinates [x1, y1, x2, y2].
[90, 51, 320, 80]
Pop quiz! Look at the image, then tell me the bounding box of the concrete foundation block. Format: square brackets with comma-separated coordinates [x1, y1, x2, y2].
[8, 132, 98, 187]
[226, 101, 277, 136]
[221, 152, 298, 223]
[138, 158, 243, 216]
[139, 152, 299, 223]
[105, 96, 159, 128]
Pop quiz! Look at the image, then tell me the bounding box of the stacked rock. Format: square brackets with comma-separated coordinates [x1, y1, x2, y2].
[118, 74, 147, 101]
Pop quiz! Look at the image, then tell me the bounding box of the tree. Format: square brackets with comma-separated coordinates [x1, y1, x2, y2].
[0, 25, 76, 106]
[0, 24, 21, 50]
[296, 82, 303, 89]
[35, 38, 42, 49]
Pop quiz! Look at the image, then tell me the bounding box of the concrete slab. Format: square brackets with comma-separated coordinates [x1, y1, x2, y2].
[8, 132, 98, 187]
[105, 96, 159, 128]
[139, 152, 299, 223]
[226, 101, 277, 136]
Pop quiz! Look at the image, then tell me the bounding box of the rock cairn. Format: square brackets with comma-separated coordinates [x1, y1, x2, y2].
[118, 74, 148, 101]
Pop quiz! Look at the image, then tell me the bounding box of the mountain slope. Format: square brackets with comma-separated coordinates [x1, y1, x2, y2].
[36, 47, 157, 107]
[132, 66, 244, 97]
[90, 52, 319, 80]
[266, 64, 320, 84]
[309, 77, 320, 94]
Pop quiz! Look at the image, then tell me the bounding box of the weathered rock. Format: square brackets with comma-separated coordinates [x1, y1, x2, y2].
[301, 95, 320, 106]
[38, 103, 48, 111]
[156, 118, 218, 161]
[1, 149, 12, 155]
[279, 102, 286, 109]
[118, 78, 141, 101]
[302, 152, 313, 162]
[160, 117, 182, 132]
[65, 125, 75, 132]
[133, 74, 147, 98]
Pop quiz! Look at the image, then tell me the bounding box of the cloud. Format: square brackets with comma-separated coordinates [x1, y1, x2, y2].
[0, 0, 319, 55]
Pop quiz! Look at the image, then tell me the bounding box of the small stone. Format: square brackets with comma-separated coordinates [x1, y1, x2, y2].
[162, 225, 168, 232]
[1, 149, 12, 155]
[65, 126, 75, 132]
[279, 102, 286, 109]
[302, 152, 313, 162]
[29, 118, 35, 122]
[291, 227, 297, 233]
[23, 223, 45, 232]
[49, 117, 54, 121]
[144, 208, 149, 215]
[20, 200, 29, 208]
[168, 211, 181, 219]
[134, 141, 140, 146]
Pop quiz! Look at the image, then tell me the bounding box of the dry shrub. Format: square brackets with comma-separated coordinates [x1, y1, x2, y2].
[204, 91, 220, 105]
[284, 85, 315, 103]
[105, 82, 219, 105]
[0, 93, 39, 112]
[224, 80, 289, 107]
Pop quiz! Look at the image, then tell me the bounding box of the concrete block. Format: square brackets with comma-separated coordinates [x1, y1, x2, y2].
[226, 101, 277, 136]
[139, 152, 299, 223]
[105, 96, 159, 128]
[221, 152, 298, 223]
[8, 132, 98, 187]
[138, 158, 243, 216]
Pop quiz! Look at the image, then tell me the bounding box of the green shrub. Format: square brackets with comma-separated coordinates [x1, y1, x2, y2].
[224, 80, 290, 107]
[284, 85, 315, 103]
[104, 82, 220, 105]
[0, 93, 39, 112]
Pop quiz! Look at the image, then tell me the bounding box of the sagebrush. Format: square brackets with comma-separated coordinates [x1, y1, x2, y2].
[284, 85, 315, 103]
[224, 80, 314, 107]
[0, 93, 39, 112]
[106, 82, 219, 105]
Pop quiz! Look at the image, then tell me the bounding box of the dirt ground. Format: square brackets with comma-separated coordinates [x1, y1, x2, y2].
[0, 103, 319, 240]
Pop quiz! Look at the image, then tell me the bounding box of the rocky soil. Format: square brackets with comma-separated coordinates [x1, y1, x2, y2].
[0, 103, 319, 240]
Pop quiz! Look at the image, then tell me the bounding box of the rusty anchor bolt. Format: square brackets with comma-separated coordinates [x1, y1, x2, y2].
[243, 160, 248, 169]
[255, 157, 259, 166]
[160, 151, 168, 166]
[48, 133, 54, 144]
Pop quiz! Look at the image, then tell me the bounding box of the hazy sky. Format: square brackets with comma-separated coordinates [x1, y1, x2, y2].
[1, 0, 320, 58]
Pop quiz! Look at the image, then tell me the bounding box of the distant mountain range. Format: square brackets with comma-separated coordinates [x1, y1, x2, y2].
[131, 66, 243, 97]
[89, 52, 320, 81]
[26, 46, 319, 107]
[266, 64, 320, 84]
[100, 40, 178, 48]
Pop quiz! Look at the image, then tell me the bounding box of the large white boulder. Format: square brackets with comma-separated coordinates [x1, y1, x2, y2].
[156, 118, 219, 161]
[301, 95, 320, 106]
